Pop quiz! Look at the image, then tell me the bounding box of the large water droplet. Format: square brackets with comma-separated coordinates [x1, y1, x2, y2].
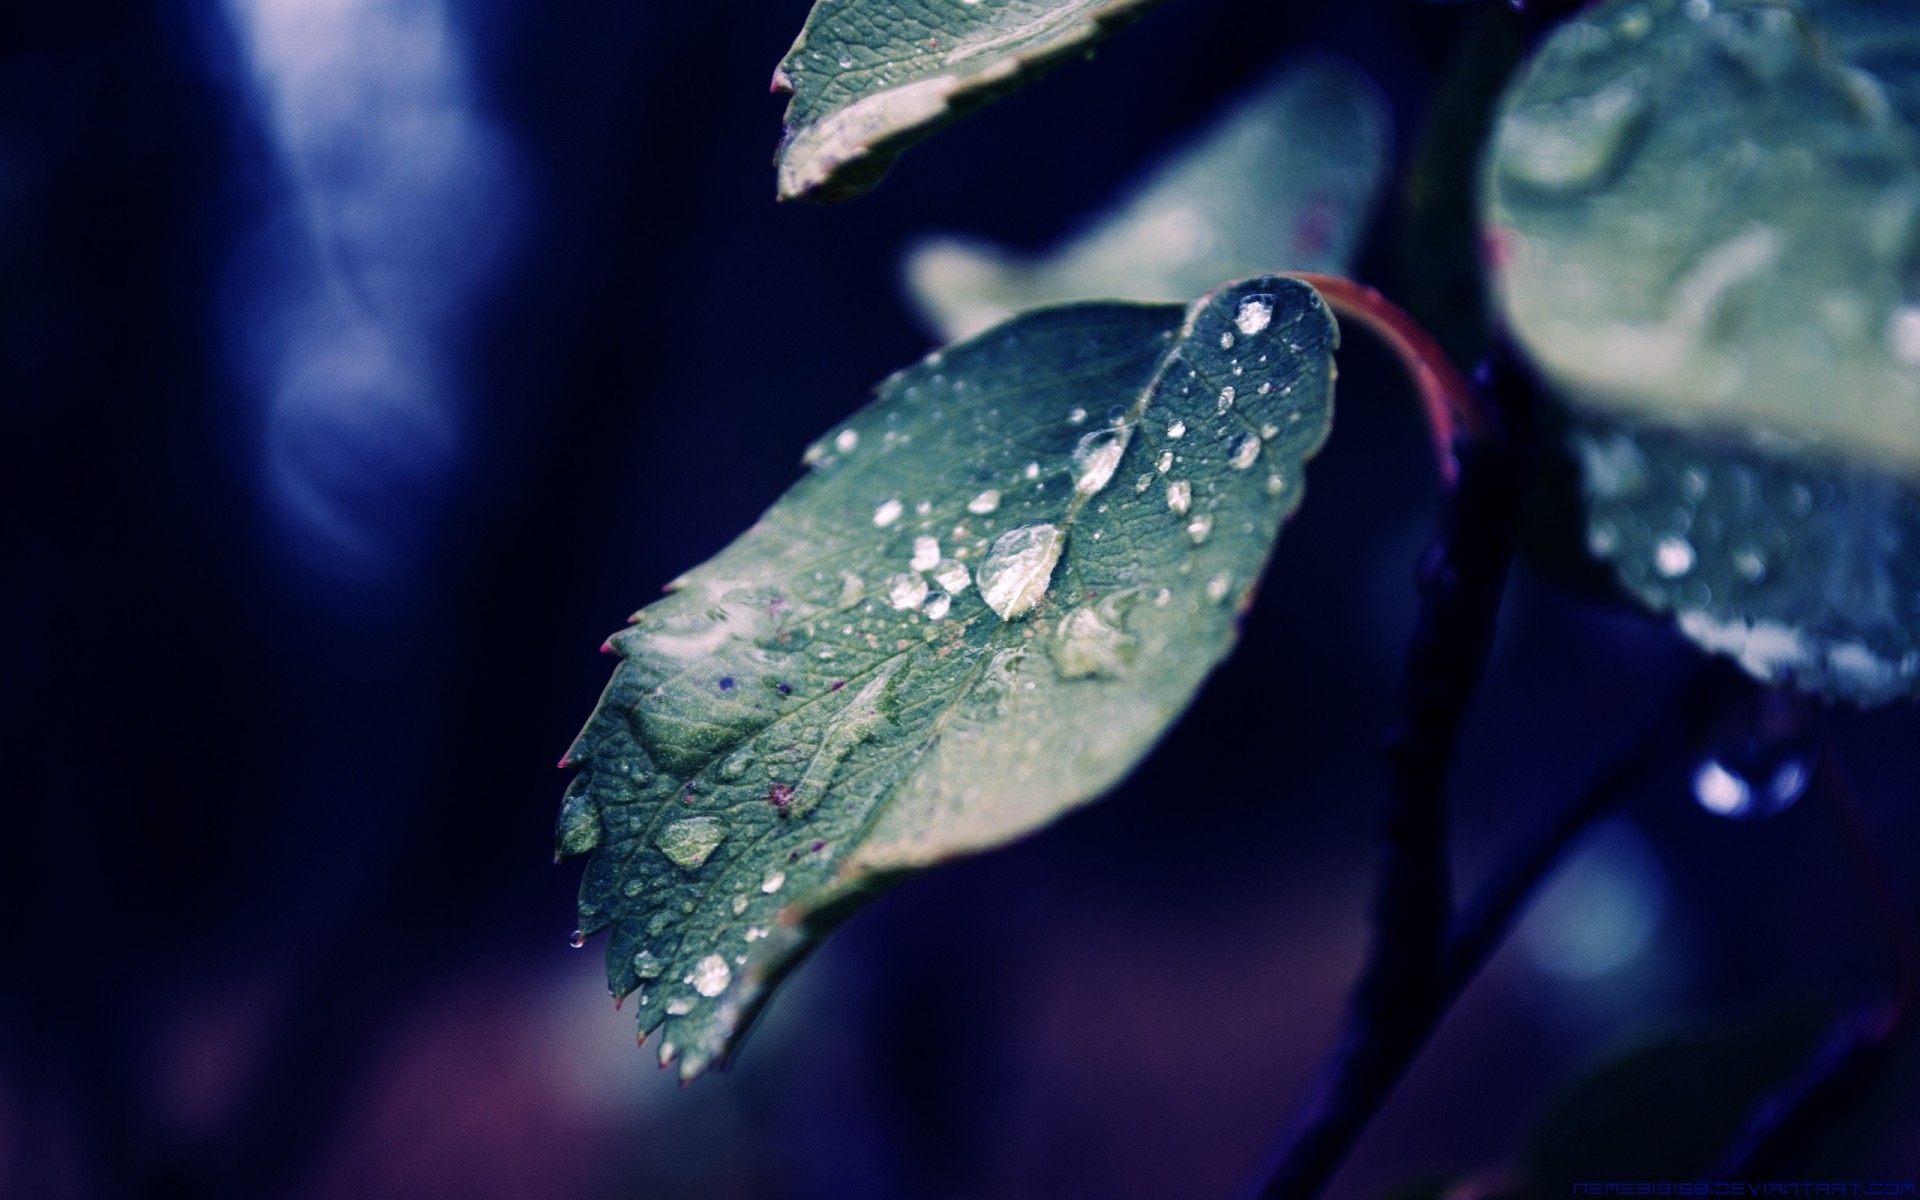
[932, 558, 970, 595]
[657, 816, 728, 869]
[761, 870, 786, 894]
[977, 523, 1065, 620]
[1071, 427, 1129, 496]
[967, 489, 1001, 514]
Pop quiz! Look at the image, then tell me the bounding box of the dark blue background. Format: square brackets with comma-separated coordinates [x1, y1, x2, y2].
[4, 2, 1917, 1197]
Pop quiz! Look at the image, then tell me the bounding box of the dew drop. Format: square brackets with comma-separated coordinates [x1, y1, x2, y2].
[911, 536, 941, 572]
[873, 499, 903, 527]
[888, 572, 930, 610]
[835, 428, 859, 453]
[1166, 480, 1192, 515]
[692, 954, 732, 997]
[1692, 691, 1820, 820]
[977, 523, 1065, 620]
[1050, 605, 1133, 679]
[932, 558, 971, 594]
[1134, 473, 1155, 494]
[922, 590, 952, 621]
[633, 951, 665, 979]
[657, 817, 728, 869]
[731, 893, 748, 914]
[1235, 295, 1274, 335]
[569, 929, 586, 949]
[1167, 420, 1187, 439]
[1071, 427, 1129, 496]
[665, 998, 693, 1016]
[1229, 434, 1260, 470]
[968, 489, 1001, 514]
[1067, 406, 1087, 425]
[1654, 536, 1695, 578]
[1156, 450, 1174, 473]
[1732, 546, 1767, 584]
[1219, 331, 1235, 350]
[761, 870, 787, 894]
[1186, 515, 1213, 544]
[1206, 572, 1232, 603]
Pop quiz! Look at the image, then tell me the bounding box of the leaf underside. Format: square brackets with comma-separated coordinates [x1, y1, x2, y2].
[771, 0, 1166, 202]
[558, 277, 1339, 1078]
[1486, 0, 1920, 704]
[904, 53, 1391, 341]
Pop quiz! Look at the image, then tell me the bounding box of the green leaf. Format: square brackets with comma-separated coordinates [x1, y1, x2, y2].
[1483, 0, 1920, 474]
[905, 54, 1391, 341]
[559, 277, 1338, 1078]
[771, 0, 1166, 202]
[1571, 419, 1920, 704]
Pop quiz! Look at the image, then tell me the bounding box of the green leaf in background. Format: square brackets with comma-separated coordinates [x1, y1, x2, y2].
[772, 0, 1166, 203]
[905, 54, 1391, 341]
[1570, 420, 1920, 705]
[1484, 0, 1920, 474]
[558, 277, 1338, 1078]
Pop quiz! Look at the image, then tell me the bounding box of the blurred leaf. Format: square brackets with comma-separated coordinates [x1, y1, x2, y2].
[559, 278, 1337, 1079]
[1527, 1006, 1831, 1183]
[905, 54, 1391, 341]
[1570, 420, 1920, 704]
[772, 0, 1166, 202]
[1484, 0, 1920, 474]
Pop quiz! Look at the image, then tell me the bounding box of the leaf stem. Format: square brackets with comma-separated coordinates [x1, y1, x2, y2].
[1287, 273, 1494, 482]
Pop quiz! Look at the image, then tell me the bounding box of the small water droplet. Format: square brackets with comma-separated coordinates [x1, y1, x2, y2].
[1732, 546, 1767, 583]
[911, 536, 941, 571]
[1067, 406, 1087, 425]
[977, 523, 1065, 620]
[665, 998, 693, 1016]
[1186, 515, 1213, 544]
[968, 489, 1001, 514]
[1051, 605, 1134, 678]
[1257, 381, 1272, 396]
[657, 817, 728, 869]
[1654, 536, 1695, 577]
[731, 893, 748, 914]
[1024, 462, 1041, 480]
[1229, 434, 1260, 470]
[1167, 420, 1187, 439]
[1166, 480, 1193, 515]
[922, 590, 952, 621]
[625, 880, 647, 898]
[761, 870, 786, 894]
[932, 558, 970, 594]
[1219, 331, 1235, 350]
[888, 573, 930, 610]
[1134, 472, 1155, 494]
[1206, 572, 1232, 603]
[1217, 386, 1236, 412]
[1156, 450, 1174, 474]
[1235, 296, 1274, 335]
[633, 951, 665, 979]
[1693, 691, 1819, 819]
[873, 499, 903, 527]
[837, 54, 852, 68]
[835, 428, 859, 453]
[1071, 427, 1129, 496]
[692, 954, 732, 997]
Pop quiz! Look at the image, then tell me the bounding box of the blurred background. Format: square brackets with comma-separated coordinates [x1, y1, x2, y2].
[4, 2, 1918, 1197]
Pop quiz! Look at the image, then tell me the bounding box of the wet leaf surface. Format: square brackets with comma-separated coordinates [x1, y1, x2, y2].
[558, 277, 1338, 1077]
[772, 0, 1165, 202]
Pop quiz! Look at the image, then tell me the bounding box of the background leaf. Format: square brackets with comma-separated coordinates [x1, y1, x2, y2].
[903, 54, 1391, 342]
[559, 277, 1337, 1078]
[772, 0, 1167, 202]
[1483, 0, 1920, 474]
[1570, 420, 1920, 704]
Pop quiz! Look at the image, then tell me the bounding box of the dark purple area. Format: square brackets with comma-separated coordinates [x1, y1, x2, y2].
[3, 2, 1917, 1199]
